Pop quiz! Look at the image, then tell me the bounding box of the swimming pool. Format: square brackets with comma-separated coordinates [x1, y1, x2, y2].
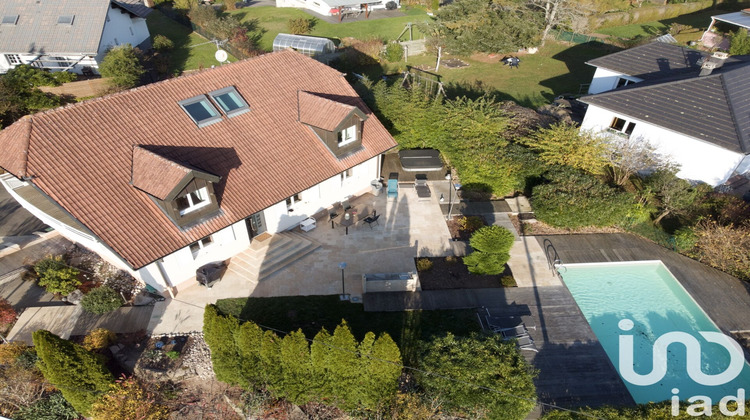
[561, 261, 750, 404]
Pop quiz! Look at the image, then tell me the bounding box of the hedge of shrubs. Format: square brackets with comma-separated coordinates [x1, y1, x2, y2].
[203, 305, 402, 412]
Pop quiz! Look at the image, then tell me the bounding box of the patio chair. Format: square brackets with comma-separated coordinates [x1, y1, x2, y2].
[363, 214, 380, 229]
[342, 199, 352, 211]
[415, 176, 431, 200]
[329, 202, 341, 228]
[499, 324, 530, 340]
[516, 335, 538, 352]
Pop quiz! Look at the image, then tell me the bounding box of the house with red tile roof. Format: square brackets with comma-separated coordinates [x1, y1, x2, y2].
[0, 50, 397, 292]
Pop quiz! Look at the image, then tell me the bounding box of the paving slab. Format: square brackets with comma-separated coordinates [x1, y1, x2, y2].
[8, 305, 82, 344]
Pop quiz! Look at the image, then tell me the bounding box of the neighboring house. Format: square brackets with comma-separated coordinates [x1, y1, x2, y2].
[276, 0, 398, 18]
[580, 45, 750, 186]
[0, 0, 151, 74]
[585, 41, 708, 95]
[700, 9, 750, 50]
[0, 50, 397, 294]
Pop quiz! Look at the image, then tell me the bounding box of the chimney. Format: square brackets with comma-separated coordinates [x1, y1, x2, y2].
[699, 51, 729, 76]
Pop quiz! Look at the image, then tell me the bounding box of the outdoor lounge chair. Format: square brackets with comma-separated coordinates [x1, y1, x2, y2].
[387, 173, 398, 199]
[363, 214, 380, 229]
[415, 175, 431, 200]
[498, 324, 530, 340]
[516, 335, 538, 352]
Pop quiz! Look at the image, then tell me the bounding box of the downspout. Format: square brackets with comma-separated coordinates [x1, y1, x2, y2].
[155, 259, 176, 298]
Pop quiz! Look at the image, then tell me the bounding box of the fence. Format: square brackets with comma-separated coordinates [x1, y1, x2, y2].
[549, 29, 605, 45]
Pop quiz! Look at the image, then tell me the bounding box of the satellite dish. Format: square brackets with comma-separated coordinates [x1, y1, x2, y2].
[215, 49, 228, 63]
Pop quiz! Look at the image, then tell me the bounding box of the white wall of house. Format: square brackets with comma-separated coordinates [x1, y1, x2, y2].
[275, 0, 398, 16]
[263, 156, 379, 233]
[0, 53, 98, 74]
[581, 104, 745, 185]
[96, 5, 151, 63]
[587, 67, 642, 94]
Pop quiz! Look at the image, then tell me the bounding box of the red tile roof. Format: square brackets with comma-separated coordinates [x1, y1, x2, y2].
[298, 91, 358, 131]
[131, 146, 193, 200]
[0, 50, 397, 268]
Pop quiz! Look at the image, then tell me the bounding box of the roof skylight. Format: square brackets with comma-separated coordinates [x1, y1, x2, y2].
[2, 15, 19, 25]
[179, 95, 222, 128]
[209, 87, 249, 118]
[57, 15, 75, 25]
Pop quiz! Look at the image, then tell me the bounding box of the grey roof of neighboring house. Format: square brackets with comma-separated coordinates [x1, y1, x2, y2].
[0, 0, 148, 55]
[580, 60, 750, 154]
[712, 11, 750, 29]
[586, 41, 709, 81]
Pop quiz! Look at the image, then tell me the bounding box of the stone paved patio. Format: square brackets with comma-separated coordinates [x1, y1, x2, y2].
[148, 186, 454, 334]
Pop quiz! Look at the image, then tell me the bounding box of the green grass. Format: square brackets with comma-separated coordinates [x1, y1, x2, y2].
[214, 295, 479, 365]
[229, 6, 429, 51]
[146, 9, 237, 73]
[381, 40, 615, 108]
[596, 9, 716, 44]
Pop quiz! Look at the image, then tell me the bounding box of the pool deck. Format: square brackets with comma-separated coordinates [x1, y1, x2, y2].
[537, 233, 750, 335]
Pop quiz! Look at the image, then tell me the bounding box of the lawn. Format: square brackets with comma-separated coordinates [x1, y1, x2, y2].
[391, 40, 616, 108]
[214, 295, 480, 365]
[146, 9, 237, 73]
[596, 8, 716, 44]
[228, 6, 430, 51]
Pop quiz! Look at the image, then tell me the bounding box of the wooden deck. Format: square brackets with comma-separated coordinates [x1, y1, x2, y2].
[537, 233, 750, 334]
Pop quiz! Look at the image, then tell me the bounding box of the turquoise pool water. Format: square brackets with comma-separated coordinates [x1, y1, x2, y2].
[561, 261, 750, 404]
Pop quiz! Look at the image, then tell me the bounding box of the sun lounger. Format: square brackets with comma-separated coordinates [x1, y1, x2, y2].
[516, 335, 538, 352]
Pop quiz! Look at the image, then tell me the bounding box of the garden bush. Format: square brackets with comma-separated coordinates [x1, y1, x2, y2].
[0, 298, 17, 326]
[287, 17, 314, 34]
[457, 216, 485, 234]
[82, 328, 116, 352]
[463, 225, 514, 275]
[532, 166, 637, 229]
[729, 28, 750, 56]
[32, 330, 114, 415]
[15, 392, 78, 420]
[89, 376, 169, 420]
[81, 286, 123, 314]
[690, 220, 750, 281]
[416, 332, 536, 419]
[34, 256, 80, 295]
[152, 34, 174, 52]
[3, 65, 76, 88]
[416, 258, 433, 272]
[383, 42, 404, 62]
[0, 342, 26, 364]
[203, 306, 402, 411]
[99, 45, 144, 89]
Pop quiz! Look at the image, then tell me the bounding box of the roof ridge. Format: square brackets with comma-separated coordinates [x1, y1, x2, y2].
[720, 67, 750, 154]
[26, 50, 319, 120]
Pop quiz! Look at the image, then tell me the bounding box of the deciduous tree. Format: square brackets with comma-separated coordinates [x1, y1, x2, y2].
[520, 123, 607, 174]
[99, 44, 145, 89]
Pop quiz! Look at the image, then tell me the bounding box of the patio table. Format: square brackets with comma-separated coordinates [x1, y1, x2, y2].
[335, 208, 357, 235]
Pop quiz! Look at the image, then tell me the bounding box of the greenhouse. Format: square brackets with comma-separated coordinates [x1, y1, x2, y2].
[272, 33, 336, 58]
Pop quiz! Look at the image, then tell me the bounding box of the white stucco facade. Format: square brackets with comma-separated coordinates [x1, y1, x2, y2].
[0, 4, 150, 74]
[275, 0, 398, 17]
[580, 104, 747, 186]
[1, 155, 382, 293]
[587, 67, 642, 95]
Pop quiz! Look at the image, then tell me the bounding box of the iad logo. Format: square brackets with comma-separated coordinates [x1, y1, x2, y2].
[617, 319, 746, 417]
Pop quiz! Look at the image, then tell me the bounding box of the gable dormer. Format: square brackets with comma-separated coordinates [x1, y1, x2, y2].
[131, 146, 221, 228]
[298, 91, 368, 158]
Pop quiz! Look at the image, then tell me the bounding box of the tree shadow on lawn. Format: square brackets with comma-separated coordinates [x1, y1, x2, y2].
[539, 41, 622, 97]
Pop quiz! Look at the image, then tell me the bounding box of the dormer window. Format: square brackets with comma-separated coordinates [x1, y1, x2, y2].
[338, 125, 357, 146]
[176, 187, 210, 215]
[209, 87, 249, 118]
[179, 95, 222, 128]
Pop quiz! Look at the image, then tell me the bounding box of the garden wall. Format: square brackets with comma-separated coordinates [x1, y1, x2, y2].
[362, 272, 421, 293]
[590, 1, 713, 29]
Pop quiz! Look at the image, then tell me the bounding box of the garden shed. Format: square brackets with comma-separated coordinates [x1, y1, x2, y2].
[272, 34, 336, 58]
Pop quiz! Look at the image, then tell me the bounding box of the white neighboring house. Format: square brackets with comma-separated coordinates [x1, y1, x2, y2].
[0, 50, 397, 294]
[580, 46, 750, 186]
[276, 0, 399, 18]
[585, 41, 708, 94]
[0, 0, 151, 74]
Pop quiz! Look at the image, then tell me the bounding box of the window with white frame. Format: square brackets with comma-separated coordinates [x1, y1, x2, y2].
[609, 117, 637, 137]
[615, 77, 633, 89]
[5, 54, 21, 65]
[340, 168, 354, 183]
[189, 236, 213, 257]
[286, 193, 302, 210]
[176, 187, 210, 216]
[337, 125, 357, 146]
